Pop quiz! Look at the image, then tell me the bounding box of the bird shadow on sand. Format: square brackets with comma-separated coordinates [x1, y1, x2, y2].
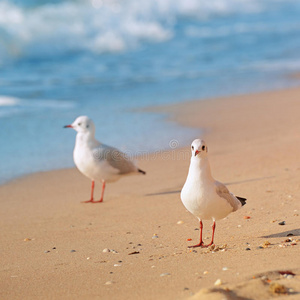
[261, 228, 300, 238]
[145, 176, 275, 197]
[145, 190, 181, 196]
[224, 176, 275, 186]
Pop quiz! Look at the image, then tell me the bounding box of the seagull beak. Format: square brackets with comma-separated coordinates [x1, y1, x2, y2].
[195, 150, 200, 156]
[64, 124, 73, 128]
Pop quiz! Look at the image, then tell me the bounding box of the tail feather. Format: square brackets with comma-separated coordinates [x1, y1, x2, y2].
[237, 196, 247, 206]
[138, 168, 146, 175]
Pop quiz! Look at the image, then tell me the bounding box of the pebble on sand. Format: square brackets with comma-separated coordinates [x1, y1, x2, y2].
[278, 221, 286, 225]
[160, 273, 171, 277]
[177, 220, 184, 225]
[105, 281, 114, 285]
[103, 248, 118, 253]
[269, 282, 288, 294]
[262, 241, 271, 248]
[214, 279, 222, 286]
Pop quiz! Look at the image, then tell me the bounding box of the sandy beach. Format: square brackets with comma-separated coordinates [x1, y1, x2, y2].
[1, 88, 300, 299]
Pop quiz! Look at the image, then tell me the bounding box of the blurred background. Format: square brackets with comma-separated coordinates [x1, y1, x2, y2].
[1, 0, 300, 183]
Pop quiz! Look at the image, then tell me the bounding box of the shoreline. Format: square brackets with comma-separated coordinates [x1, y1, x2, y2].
[1, 87, 300, 299]
[2, 86, 300, 187]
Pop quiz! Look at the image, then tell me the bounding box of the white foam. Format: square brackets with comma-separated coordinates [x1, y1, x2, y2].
[0, 0, 287, 60]
[0, 95, 75, 118]
[0, 95, 21, 106]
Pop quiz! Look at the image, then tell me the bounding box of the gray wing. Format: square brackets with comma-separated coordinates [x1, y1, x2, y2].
[215, 181, 241, 211]
[92, 144, 137, 174]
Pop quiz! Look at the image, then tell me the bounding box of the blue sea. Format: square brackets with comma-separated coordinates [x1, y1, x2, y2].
[1, 0, 300, 183]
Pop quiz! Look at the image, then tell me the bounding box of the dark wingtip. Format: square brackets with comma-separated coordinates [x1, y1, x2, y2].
[237, 196, 247, 206]
[138, 169, 146, 175]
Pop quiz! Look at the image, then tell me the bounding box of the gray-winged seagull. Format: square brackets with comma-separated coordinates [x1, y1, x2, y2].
[181, 139, 246, 247]
[64, 116, 146, 203]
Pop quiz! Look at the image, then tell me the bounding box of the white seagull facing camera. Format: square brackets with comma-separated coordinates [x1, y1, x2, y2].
[64, 116, 146, 203]
[181, 139, 246, 247]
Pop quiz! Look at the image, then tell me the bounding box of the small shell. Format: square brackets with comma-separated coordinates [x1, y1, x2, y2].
[214, 279, 222, 286]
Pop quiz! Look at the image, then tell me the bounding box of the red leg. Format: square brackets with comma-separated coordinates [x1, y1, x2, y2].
[204, 221, 216, 247]
[188, 220, 205, 248]
[188, 220, 216, 248]
[96, 180, 105, 203]
[82, 180, 98, 203]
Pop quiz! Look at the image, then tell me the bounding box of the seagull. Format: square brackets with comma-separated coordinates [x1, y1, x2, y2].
[64, 116, 146, 203]
[181, 139, 246, 247]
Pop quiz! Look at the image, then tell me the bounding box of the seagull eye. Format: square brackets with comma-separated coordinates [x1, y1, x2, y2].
[202, 145, 205, 151]
[78, 122, 81, 126]
[191, 146, 194, 150]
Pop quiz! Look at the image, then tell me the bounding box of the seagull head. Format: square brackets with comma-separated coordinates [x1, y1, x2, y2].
[64, 115, 95, 134]
[191, 139, 208, 158]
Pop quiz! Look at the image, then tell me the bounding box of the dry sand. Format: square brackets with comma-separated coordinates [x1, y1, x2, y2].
[1, 88, 300, 299]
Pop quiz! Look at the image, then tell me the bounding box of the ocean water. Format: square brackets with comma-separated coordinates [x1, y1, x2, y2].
[1, 0, 300, 183]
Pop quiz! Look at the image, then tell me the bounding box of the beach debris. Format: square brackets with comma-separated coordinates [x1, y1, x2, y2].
[102, 248, 118, 254]
[114, 264, 121, 267]
[105, 281, 114, 285]
[24, 238, 32, 242]
[214, 279, 222, 286]
[207, 244, 227, 253]
[128, 251, 140, 255]
[245, 248, 251, 251]
[187, 238, 192, 241]
[70, 250, 76, 253]
[269, 282, 288, 295]
[95, 260, 107, 264]
[203, 271, 208, 275]
[160, 273, 171, 277]
[278, 270, 295, 276]
[152, 234, 159, 239]
[261, 241, 271, 248]
[44, 250, 50, 253]
[222, 267, 228, 271]
[257, 246, 264, 249]
[287, 233, 294, 236]
[243, 216, 251, 219]
[278, 221, 286, 225]
[177, 220, 184, 225]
